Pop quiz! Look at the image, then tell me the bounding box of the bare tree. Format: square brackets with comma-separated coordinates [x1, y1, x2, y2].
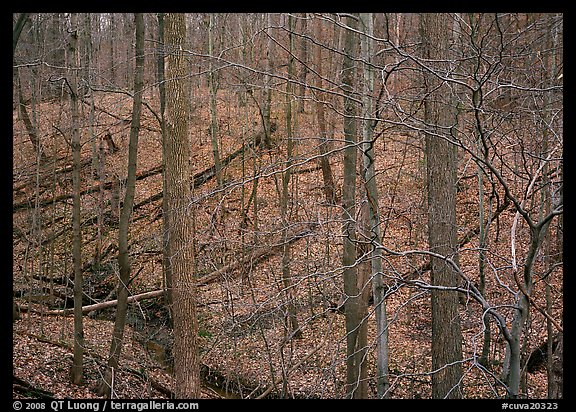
[208, 13, 223, 187]
[98, 13, 145, 398]
[11, 12, 563, 400]
[420, 13, 463, 399]
[164, 12, 201, 398]
[359, 12, 390, 399]
[261, 13, 274, 149]
[67, 12, 84, 385]
[313, 16, 336, 204]
[340, 13, 368, 399]
[280, 13, 302, 340]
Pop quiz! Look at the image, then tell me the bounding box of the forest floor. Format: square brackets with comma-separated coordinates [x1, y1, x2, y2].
[12, 88, 555, 399]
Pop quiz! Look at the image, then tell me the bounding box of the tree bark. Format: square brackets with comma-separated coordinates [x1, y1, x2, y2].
[421, 13, 464, 399]
[341, 13, 366, 399]
[164, 12, 201, 399]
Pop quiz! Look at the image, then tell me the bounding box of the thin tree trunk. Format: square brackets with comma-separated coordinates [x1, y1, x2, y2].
[164, 12, 201, 398]
[543, 15, 559, 398]
[477, 157, 493, 367]
[208, 13, 223, 187]
[501, 51, 561, 398]
[297, 13, 308, 113]
[108, 13, 115, 86]
[261, 13, 273, 148]
[313, 17, 336, 204]
[157, 13, 173, 324]
[68, 12, 84, 385]
[359, 12, 390, 399]
[82, 13, 102, 267]
[341, 13, 365, 399]
[97, 13, 144, 397]
[280, 14, 302, 340]
[551, 332, 563, 398]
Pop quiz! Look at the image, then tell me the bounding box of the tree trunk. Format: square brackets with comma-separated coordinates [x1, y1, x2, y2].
[108, 13, 116, 86]
[280, 14, 302, 340]
[68, 12, 84, 385]
[13, 13, 30, 53]
[16, 71, 47, 162]
[261, 13, 273, 149]
[359, 12, 390, 399]
[97, 13, 144, 398]
[341, 13, 366, 399]
[13, 13, 46, 161]
[157, 13, 173, 324]
[313, 17, 336, 204]
[83, 13, 102, 267]
[421, 13, 464, 399]
[164, 12, 201, 399]
[551, 332, 563, 399]
[208, 13, 223, 187]
[543, 15, 560, 398]
[297, 13, 308, 114]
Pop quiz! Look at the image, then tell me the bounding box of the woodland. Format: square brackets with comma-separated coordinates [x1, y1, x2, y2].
[12, 13, 563, 400]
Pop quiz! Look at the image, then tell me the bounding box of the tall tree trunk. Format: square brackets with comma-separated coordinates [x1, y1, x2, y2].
[164, 12, 201, 398]
[313, 17, 336, 204]
[208, 13, 223, 187]
[421, 13, 464, 399]
[261, 13, 273, 148]
[157, 13, 173, 325]
[68, 12, 84, 385]
[543, 14, 560, 398]
[108, 13, 115, 86]
[123, 13, 134, 89]
[297, 13, 308, 113]
[82, 13, 97, 176]
[359, 12, 390, 399]
[341, 13, 366, 399]
[463, 14, 493, 367]
[500, 15, 561, 396]
[82, 13, 102, 267]
[97, 13, 144, 398]
[280, 13, 302, 340]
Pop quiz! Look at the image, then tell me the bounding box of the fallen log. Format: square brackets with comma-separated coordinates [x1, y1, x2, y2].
[133, 136, 259, 213]
[13, 164, 163, 213]
[33, 222, 317, 316]
[36, 289, 166, 316]
[15, 122, 272, 215]
[195, 222, 318, 287]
